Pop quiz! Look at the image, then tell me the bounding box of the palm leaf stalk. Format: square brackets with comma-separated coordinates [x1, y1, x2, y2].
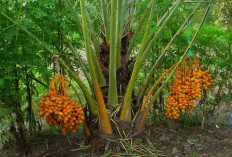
[90, 45, 107, 86]
[156, 0, 178, 27]
[136, 3, 201, 106]
[120, 0, 184, 122]
[59, 60, 98, 116]
[83, 121, 91, 137]
[100, 0, 110, 43]
[116, 0, 127, 70]
[139, 63, 178, 113]
[65, 0, 106, 86]
[85, 9, 100, 55]
[137, 3, 211, 131]
[144, 0, 182, 46]
[108, 0, 118, 106]
[140, 0, 184, 63]
[80, 0, 113, 134]
[120, 0, 156, 122]
[85, 10, 107, 86]
[63, 36, 95, 96]
[127, 0, 178, 55]
[126, 0, 152, 55]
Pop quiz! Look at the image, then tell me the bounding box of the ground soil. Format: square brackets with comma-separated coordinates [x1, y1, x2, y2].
[2, 123, 232, 157]
[149, 123, 232, 157]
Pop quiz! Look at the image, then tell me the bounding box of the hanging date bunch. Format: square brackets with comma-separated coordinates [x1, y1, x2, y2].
[38, 75, 84, 134]
[165, 56, 213, 119]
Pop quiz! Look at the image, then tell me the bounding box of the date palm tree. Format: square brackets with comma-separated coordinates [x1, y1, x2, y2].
[1, 0, 211, 145]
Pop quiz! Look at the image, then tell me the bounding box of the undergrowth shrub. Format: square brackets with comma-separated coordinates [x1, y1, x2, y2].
[0, 105, 15, 149]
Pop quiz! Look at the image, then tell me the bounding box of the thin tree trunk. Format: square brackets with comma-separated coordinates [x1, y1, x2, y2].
[26, 73, 36, 134]
[14, 68, 31, 157]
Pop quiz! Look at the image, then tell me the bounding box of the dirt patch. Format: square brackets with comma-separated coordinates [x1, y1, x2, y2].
[3, 129, 92, 157]
[149, 123, 232, 157]
[3, 123, 232, 157]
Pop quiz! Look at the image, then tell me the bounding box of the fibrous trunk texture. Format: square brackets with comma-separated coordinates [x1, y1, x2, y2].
[99, 31, 134, 103]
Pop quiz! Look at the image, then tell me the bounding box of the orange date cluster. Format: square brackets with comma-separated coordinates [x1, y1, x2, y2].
[165, 56, 212, 119]
[38, 75, 84, 134]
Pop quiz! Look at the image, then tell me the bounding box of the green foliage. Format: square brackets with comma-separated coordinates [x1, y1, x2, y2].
[152, 146, 157, 153]
[179, 113, 202, 129]
[189, 152, 199, 157]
